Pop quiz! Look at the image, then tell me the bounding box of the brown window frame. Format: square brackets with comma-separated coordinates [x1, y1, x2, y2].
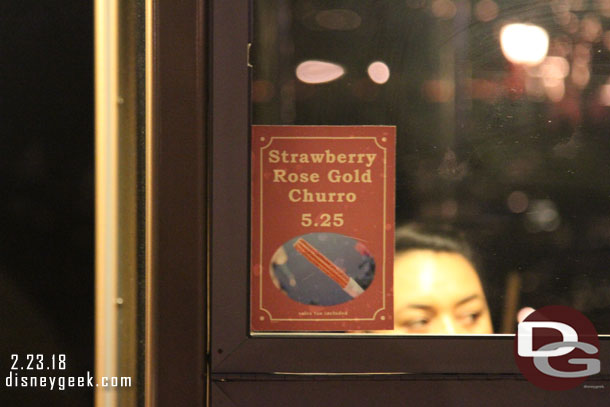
[146, 0, 610, 404]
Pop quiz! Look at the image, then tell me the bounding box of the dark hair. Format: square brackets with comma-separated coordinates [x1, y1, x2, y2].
[395, 223, 474, 263]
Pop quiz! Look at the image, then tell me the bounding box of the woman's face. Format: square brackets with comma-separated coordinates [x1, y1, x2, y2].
[393, 249, 493, 334]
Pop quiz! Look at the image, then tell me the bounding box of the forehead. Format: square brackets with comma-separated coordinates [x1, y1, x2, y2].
[394, 249, 484, 307]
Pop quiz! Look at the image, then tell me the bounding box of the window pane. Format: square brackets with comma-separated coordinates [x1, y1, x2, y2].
[252, 0, 610, 334]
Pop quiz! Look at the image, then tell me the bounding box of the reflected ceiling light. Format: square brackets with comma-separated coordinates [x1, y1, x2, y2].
[295, 60, 345, 84]
[527, 56, 569, 80]
[367, 61, 390, 84]
[599, 83, 610, 106]
[430, 0, 457, 20]
[474, 0, 499, 22]
[581, 14, 602, 42]
[507, 191, 529, 214]
[500, 23, 549, 66]
[545, 79, 565, 102]
[526, 199, 560, 232]
[315, 9, 362, 31]
[599, 79, 610, 106]
[571, 62, 590, 89]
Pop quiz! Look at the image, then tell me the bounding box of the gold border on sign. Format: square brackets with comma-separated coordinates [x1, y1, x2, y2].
[257, 134, 389, 323]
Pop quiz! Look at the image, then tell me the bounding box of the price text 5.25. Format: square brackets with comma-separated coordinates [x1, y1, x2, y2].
[301, 213, 344, 227]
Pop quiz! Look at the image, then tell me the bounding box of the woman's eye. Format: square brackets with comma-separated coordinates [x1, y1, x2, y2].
[461, 311, 482, 325]
[406, 319, 429, 329]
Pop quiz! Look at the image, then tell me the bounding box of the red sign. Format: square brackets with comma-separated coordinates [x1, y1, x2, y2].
[251, 125, 395, 331]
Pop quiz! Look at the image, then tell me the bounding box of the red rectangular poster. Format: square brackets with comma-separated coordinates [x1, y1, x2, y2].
[251, 125, 395, 331]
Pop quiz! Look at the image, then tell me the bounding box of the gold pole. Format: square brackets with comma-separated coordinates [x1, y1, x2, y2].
[144, 0, 156, 405]
[95, 0, 143, 405]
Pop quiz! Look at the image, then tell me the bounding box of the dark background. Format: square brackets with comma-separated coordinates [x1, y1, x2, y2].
[0, 1, 94, 405]
[253, 0, 610, 333]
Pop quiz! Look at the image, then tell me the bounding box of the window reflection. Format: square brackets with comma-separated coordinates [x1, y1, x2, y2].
[253, 0, 610, 333]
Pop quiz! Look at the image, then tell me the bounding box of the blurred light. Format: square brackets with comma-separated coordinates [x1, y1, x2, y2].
[315, 9, 362, 31]
[517, 307, 536, 322]
[542, 56, 570, 79]
[525, 56, 570, 102]
[551, 1, 569, 17]
[251, 80, 275, 103]
[474, 0, 498, 22]
[367, 61, 390, 84]
[599, 83, 610, 106]
[430, 0, 457, 20]
[500, 23, 549, 66]
[550, 37, 572, 58]
[422, 79, 454, 102]
[526, 199, 561, 232]
[527, 56, 569, 79]
[574, 42, 591, 62]
[565, 13, 580, 34]
[545, 79, 565, 102]
[581, 14, 602, 42]
[571, 61, 590, 88]
[554, 11, 570, 26]
[507, 191, 529, 213]
[296, 60, 345, 84]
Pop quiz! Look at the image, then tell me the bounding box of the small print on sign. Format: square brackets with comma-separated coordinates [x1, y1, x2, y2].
[251, 125, 395, 332]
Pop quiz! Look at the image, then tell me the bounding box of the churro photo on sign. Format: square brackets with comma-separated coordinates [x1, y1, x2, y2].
[269, 233, 375, 306]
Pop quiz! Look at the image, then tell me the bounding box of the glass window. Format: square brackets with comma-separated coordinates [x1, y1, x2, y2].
[252, 0, 610, 335]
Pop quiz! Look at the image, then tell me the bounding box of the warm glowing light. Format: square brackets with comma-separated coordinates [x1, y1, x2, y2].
[367, 61, 390, 84]
[545, 80, 565, 102]
[500, 23, 549, 66]
[524, 56, 570, 102]
[430, 0, 457, 20]
[507, 191, 529, 214]
[526, 200, 561, 232]
[474, 0, 498, 22]
[571, 61, 590, 89]
[581, 14, 602, 42]
[527, 56, 570, 80]
[525, 77, 546, 99]
[599, 83, 610, 106]
[295, 61, 345, 84]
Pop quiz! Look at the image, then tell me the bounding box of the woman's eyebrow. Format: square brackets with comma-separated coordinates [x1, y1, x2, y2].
[403, 304, 433, 310]
[454, 294, 481, 307]
[403, 294, 482, 311]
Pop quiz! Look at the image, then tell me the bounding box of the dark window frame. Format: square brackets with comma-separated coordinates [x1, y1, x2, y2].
[147, 0, 610, 404]
[208, 0, 610, 376]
